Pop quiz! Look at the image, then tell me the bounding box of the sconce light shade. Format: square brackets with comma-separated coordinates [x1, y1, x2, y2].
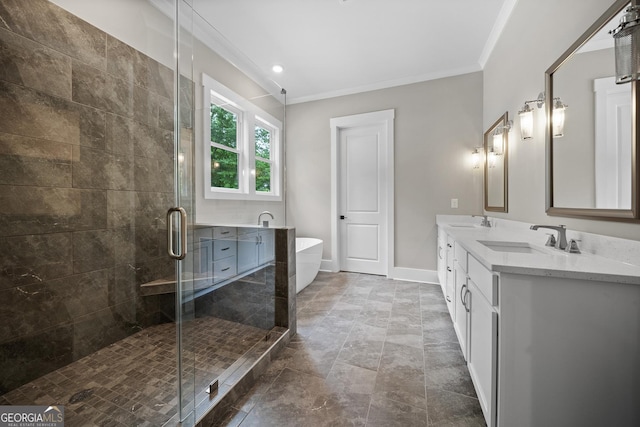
[518, 104, 534, 140]
[612, 6, 640, 84]
[518, 92, 544, 140]
[492, 131, 503, 155]
[488, 149, 497, 168]
[471, 148, 481, 169]
[552, 98, 567, 137]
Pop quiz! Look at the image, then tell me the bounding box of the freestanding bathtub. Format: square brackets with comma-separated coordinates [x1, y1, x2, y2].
[295, 238, 323, 293]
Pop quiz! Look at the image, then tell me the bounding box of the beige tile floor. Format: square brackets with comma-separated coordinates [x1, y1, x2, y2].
[211, 272, 486, 427]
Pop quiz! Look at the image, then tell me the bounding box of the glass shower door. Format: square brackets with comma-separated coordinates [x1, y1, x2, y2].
[0, 0, 200, 425]
[170, 1, 197, 425]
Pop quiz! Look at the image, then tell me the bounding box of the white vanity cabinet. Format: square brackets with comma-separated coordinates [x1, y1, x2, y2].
[437, 217, 640, 426]
[437, 229, 447, 288]
[437, 228, 456, 317]
[237, 228, 275, 274]
[237, 229, 260, 274]
[438, 227, 498, 427]
[212, 227, 237, 283]
[453, 243, 469, 360]
[467, 256, 498, 427]
[259, 229, 275, 264]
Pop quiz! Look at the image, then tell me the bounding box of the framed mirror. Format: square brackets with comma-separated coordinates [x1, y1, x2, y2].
[546, 0, 640, 220]
[484, 112, 509, 212]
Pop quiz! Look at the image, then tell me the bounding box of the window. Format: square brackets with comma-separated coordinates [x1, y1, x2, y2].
[203, 74, 282, 200]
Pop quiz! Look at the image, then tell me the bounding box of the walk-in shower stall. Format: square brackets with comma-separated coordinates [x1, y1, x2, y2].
[0, 1, 294, 425]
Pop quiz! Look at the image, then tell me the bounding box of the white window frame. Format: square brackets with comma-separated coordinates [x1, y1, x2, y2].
[202, 73, 282, 201]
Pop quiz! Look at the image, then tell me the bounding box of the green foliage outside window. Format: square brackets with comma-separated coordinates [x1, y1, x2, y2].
[256, 161, 270, 192]
[211, 105, 237, 148]
[211, 147, 238, 189]
[210, 105, 239, 189]
[255, 125, 271, 192]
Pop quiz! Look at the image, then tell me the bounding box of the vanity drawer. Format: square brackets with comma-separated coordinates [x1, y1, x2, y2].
[213, 239, 237, 261]
[454, 242, 468, 272]
[214, 226, 236, 239]
[213, 256, 237, 283]
[468, 255, 498, 306]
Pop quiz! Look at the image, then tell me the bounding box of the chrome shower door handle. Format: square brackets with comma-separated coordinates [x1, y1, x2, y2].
[167, 207, 187, 260]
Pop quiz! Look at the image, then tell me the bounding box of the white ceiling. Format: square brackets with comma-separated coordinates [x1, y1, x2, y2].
[192, 0, 517, 104]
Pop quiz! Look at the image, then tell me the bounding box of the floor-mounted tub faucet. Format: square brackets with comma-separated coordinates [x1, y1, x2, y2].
[258, 211, 274, 227]
[530, 224, 567, 250]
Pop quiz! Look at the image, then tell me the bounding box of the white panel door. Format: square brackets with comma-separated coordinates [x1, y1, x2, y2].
[594, 76, 632, 209]
[339, 124, 387, 275]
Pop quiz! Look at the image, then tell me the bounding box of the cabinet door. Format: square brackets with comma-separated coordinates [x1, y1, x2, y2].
[258, 230, 275, 264]
[437, 230, 447, 286]
[445, 237, 455, 318]
[237, 232, 258, 273]
[467, 279, 498, 427]
[453, 263, 469, 360]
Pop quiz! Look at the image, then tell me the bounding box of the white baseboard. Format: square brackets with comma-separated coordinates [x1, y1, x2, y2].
[319, 261, 439, 285]
[319, 259, 337, 272]
[390, 267, 439, 284]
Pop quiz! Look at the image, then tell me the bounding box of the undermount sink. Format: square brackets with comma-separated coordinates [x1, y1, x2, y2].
[448, 223, 479, 228]
[478, 240, 545, 254]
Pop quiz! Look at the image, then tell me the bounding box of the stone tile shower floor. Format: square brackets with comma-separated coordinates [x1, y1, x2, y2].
[0, 317, 268, 426]
[212, 272, 486, 427]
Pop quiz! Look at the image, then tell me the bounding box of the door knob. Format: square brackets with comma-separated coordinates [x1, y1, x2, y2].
[340, 215, 347, 220]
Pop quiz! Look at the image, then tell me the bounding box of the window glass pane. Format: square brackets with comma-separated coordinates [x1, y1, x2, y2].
[255, 125, 271, 159]
[211, 105, 237, 149]
[255, 160, 271, 192]
[211, 147, 239, 189]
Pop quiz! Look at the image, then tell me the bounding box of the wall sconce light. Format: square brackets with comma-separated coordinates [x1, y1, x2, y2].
[471, 147, 481, 169]
[552, 97, 568, 137]
[518, 92, 545, 140]
[491, 121, 512, 155]
[488, 148, 497, 168]
[612, 5, 640, 84]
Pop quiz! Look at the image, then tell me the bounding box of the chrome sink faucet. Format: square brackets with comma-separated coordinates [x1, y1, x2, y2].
[258, 211, 274, 227]
[530, 224, 567, 250]
[473, 215, 491, 227]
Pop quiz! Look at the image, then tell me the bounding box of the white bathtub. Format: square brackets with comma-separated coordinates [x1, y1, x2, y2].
[295, 238, 323, 293]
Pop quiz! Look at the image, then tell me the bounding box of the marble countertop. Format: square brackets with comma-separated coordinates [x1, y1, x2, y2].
[438, 218, 640, 285]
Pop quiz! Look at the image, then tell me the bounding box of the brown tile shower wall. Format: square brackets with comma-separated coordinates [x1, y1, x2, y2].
[275, 228, 296, 335]
[0, 0, 177, 394]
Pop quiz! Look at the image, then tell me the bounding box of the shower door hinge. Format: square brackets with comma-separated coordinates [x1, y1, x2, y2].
[206, 379, 219, 395]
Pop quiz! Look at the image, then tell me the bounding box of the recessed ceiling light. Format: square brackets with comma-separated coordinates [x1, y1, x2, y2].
[272, 64, 284, 73]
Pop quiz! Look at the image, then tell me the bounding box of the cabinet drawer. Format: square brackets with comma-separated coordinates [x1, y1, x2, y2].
[214, 226, 236, 239]
[454, 242, 468, 272]
[468, 255, 498, 306]
[194, 227, 213, 240]
[213, 239, 237, 261]
[213, 256, 237, 283]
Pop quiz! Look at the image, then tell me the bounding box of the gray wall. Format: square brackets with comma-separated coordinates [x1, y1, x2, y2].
[484, 0, 640, 241]
[286, 72, 484, 272]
